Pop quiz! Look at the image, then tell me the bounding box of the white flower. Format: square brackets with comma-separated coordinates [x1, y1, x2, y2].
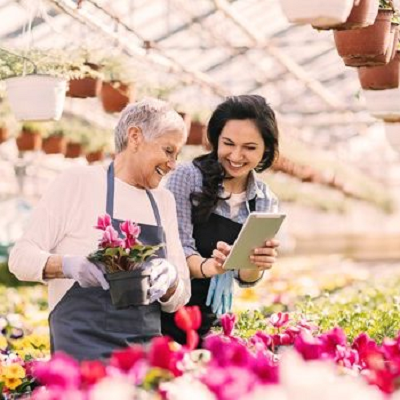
[89, 376, 136, 400]
[162, 375, 216, 400]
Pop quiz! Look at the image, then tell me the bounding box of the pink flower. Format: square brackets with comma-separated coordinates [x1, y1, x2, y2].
[269, 312, 290, 329]
[320, 327, 347, 356]
[250, 331, 273, 350]
[95, 214, 112, 231]
[221, 313, 236, 337]
[33, 352, 81, 389]
[335, 345, 360, 369]
[294, 331, 324, 361]
[352, 333, 379, 366]
[120, 220, 141, 239]
[100, 226, 124, 248]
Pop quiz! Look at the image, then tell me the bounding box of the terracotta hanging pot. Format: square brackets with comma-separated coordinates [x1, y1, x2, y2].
[67, 63, 102, 98]
[100, 81, 133, 113]
[0, 127, 9, 144]
[317, 0, 379, 30]
[334, 9, 393, 67]
[178, 112, 192, 133]
[42, 135, 67, 155]
[186, 121, 206, 145]
[65, 142, 83, 158]
[86, 150, 105, 163]
[16, 129, 42, 152]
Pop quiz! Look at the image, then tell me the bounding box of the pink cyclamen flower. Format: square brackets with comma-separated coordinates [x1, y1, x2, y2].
[33, 352, 81, 389]
[100, 226, 124, 248]
[269, 312, 290, 329]
[221, 313, 236, 337]
[95, 214, 112, 231]
[120, 221, 141, 240]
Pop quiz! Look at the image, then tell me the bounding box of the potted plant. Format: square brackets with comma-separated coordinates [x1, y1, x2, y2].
[314, 0, 379, 30]
[16, 122, 43, 152]
[42, 123, 67, 155]
[186, 111, 209, 146]
[0, 121, 8, 144]
[99, 56, 135, 113]
[66, 48, 103, 98]
[334, 1, 394, 67]
[84, 128, 112, 164]
[64, 123, 91, 159]
[280, 0, 354, 26]
[88, 214, 164, 308]
[0, 48, 79, 121]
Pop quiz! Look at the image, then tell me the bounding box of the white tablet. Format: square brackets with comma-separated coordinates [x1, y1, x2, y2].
[223, 212, 286, 270]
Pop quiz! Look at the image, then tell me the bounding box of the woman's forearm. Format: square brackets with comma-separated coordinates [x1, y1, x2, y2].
[43, 255, 64, 280]
[238, 269, 263, 283]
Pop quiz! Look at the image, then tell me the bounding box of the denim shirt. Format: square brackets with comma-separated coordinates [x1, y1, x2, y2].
[166, 161, 279, 288]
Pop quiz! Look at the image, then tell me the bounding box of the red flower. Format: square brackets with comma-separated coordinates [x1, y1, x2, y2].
[175, 306, 201, 332]
[109, 345, 145, 372]
[80, 360, 106, 386]
[221, 313, 236, 337]
[186, 330, 199, 350]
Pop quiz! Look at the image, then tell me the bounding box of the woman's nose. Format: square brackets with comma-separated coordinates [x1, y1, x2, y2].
[230, 147, 243, 160]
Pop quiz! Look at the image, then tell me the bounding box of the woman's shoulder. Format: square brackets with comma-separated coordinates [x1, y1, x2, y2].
[167, 161, 202, 186]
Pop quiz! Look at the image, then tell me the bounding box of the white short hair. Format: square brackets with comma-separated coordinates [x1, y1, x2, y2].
[114, 98, 187, 153]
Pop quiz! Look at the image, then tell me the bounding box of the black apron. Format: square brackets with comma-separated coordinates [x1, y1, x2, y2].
[49, 162, 166, 361]
[161, 198, 255, 346]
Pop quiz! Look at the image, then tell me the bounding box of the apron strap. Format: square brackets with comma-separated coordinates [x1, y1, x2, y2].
[248, 197, 256, 213]
[145, 190, 162, 228]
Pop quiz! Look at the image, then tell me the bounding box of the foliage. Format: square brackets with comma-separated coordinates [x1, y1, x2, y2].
[87, 215, 163, 273]
[0, 48, 99, 80]
[100, 55, 135, 84]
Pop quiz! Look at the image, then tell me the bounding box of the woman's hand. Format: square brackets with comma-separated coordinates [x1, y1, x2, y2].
[249, 239, 279, 270]
[203, 241, 231, 276]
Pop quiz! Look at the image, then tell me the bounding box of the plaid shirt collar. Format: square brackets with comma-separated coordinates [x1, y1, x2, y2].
[219, 170, 265, 200]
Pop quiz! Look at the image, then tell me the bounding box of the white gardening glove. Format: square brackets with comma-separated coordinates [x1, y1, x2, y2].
[62, 255, 109, 290]
[145, 258, 178, 303]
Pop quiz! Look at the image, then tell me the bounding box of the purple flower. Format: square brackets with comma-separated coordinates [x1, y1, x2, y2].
[100, 226, 124, 248]
[95, 214, 111, 231]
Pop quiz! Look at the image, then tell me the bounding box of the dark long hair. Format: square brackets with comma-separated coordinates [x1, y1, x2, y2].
[191, 95, 279, 223]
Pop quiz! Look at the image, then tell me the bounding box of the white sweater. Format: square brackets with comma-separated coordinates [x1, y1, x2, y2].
[9, 165, 190, 312]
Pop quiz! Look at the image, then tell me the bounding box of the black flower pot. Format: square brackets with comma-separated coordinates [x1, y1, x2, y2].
[106, 269, 151, 309]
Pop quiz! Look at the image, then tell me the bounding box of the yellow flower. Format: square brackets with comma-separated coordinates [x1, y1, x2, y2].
[0, 335, 7, 350]
[3, 363, 26, 380]
[4, 376, 23, 390]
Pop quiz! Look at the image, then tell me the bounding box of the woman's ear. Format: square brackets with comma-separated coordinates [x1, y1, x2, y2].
[127, 126, 143, 151]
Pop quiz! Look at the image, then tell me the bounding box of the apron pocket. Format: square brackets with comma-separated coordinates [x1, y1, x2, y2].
[104, 301, 161, 335]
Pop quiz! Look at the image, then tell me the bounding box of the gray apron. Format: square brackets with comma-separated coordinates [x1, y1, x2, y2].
[49, 162, 166, 361]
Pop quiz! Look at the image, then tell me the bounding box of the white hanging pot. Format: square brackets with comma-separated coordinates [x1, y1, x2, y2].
[384, 123, 400, 152]
[280, 0, 354, 25]
[5, 74, 67, 121]
[363, 88, 400, 122]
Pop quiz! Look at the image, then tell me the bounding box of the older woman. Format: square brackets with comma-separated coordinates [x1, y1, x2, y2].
[9, 98, 191, 361]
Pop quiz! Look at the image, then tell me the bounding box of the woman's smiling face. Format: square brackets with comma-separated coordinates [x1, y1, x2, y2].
[217, 119, 265, 179]
[133, 130, 186, 189]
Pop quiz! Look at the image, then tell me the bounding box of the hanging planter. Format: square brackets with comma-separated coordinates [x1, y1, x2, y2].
[315, 0, 379, 30]
[6, 75, 67, 121]
[358, 51, 400, 90]
[65, 142, 83, 158]
[0, 126, 9, 144]
[86, 149, 105, 163]
[363, 88, 400, 121]
[100, 81, 133, 113]
[334, 8, 393, 67]
[42, 134, 67, 155]
[67, 63, 102, 99]
[0, 48, 72, 121]
[187, 120, 206, 145]
[16, 124, 42, 152]
[280, 0, 354, 26]
[384, 123, 400, 152]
